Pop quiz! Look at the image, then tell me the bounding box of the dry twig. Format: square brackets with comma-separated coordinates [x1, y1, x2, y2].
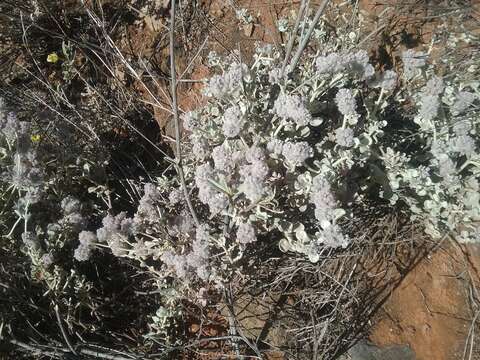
[169, 0, 200, 226]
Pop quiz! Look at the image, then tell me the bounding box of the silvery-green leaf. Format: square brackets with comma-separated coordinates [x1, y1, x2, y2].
[320, 219, 331, 230]
[299, 126, 310, 137]
[411, 204, 422, 214]
[310, 118, 323, 127]
[295, 229, 310, 244]
[333, 208, 346, 219]
[255, 207, 269, 221]
[358, 133, 373, 146]
[331, 73, 343, 83]
[278, 238, 291, 252]
[307, 249, 320, 263]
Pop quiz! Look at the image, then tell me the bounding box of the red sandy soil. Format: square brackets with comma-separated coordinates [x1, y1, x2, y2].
[370, 243, 480, 360]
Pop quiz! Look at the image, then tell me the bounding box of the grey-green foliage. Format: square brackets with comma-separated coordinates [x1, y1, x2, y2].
[183, 44, 387, 263]
[179, 35, 479, 266]
[380, 56, 480, 243]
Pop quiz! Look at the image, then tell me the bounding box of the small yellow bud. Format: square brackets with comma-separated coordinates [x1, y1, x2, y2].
[47, 52, 59, 63]
[30, 134, 41, 142]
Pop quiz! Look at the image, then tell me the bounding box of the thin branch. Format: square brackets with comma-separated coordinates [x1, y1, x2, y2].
[224, 287, 241, 357]
[169, 0, 200, 226]
[9, 339, 64, 359]
[288, 0, 330, 74]
[179, 35, 210, 80]
[281, 0, 308, 77]
[10, 339, 140, 360]
[224, 287, 263, 359]
[79, 348, 138, 360]
[357, 23, 387, 48]
[54, 304, 77, 355]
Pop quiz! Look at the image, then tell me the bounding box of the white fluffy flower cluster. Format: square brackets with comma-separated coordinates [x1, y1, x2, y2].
[168, 188, 183, 205]
[450, 135, 476, 157]
[134, 183, 163, 226]
[22, 231, 40, 250]
[194, 163, 229, 214]
[282, 141, 313, 167]
[1, 112, 44, 201]
[452, 120, 471, 136]
[310, 176, 338, 226]
[309, 176, 349, 249]
[415, 76, 445, 130]
[423, 76, 444, 96]
[10, 148, 43, 200]
[162, 225, 211, 281]
[317, 225, 349, 248]
[60, 196, 84, 229]
[335, 88, 358, 119]
[203, 62, 249, 98]
[222, 105, 245, 138]
[315, 50, 374, 79]
[97, 212, 134, 257]
[417, 94, 440, 122]
[315, 52, 344, 74]
[334, 127, 355, 148]
[74, 231, 97, 262]
[368, 70, 397, 91]
[161, 251, 188, 278]
[452, 91, 476, 114]
[239, 146, 269, 203]
[266, 138, 284, 156]
[192, 135, 210, 160]
[41, 253, 54, 268]
[273, 92, 312, 126]
[236, 222, 256, 244]
[212, 143, 234, 172]
[1, 111, 22, 141]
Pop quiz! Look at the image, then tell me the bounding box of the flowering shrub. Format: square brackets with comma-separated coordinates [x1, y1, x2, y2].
[178, 42, 479, 263]
[5, 14, 473, 291]
[134, 44, 480, 294]
[179, 47, 377, 263]
[1, 2, 479, 356]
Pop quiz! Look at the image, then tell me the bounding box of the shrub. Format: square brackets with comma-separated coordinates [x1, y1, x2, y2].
[1, 1, 478, 358]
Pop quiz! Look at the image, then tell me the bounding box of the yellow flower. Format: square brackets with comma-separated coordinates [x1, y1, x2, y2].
[47, 52, 59, 63]
[30, 134, 41, 142]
